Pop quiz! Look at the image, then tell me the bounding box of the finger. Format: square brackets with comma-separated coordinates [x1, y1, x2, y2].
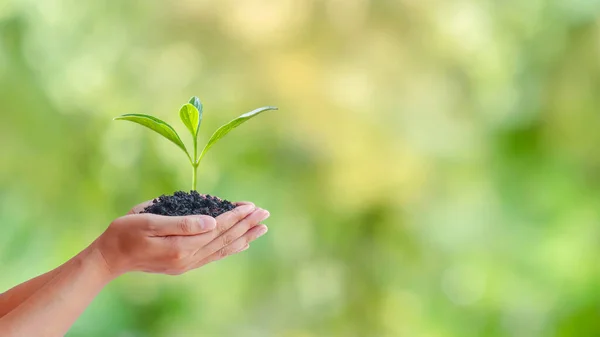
[142, 214, 217, 236]
[226, 225, 268, 253]
[192, 225, 268, 269]
[195, 209, 269, 258]
[128, 200, 155, 215]
[182, 247, 242, 273]
[213, 204, 257, 236]
[209, 208, 268, 246]
[193, 245, 250, 269]
[146, 206, 260, 254]
[235, 243, 251, 254]
[163, 225, 264, 274]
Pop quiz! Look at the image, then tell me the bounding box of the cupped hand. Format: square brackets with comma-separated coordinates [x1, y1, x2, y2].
[91, 200, 269, 278]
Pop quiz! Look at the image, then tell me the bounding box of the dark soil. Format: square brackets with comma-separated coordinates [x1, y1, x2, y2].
[142, 191, 236, 217]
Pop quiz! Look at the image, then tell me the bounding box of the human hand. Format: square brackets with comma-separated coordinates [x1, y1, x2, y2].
[91, 200, 269, 278]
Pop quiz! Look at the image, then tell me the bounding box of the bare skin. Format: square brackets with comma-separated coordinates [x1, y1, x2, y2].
[0, 200, 269, 337]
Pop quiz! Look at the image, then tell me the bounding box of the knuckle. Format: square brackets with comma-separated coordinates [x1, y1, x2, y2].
[221, 233, 234, 248]
[177, 218, 193, 234]
[216, 221, 228, 235]
[112, 214, 135, 228]
[168, 245, 187, 261]
[174, 250, 187, 261]
[218, 247, 229, 259]
[132, 214, 153, 231]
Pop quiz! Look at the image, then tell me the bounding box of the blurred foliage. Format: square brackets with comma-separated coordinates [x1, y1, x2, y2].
[1, 0, 600, 336]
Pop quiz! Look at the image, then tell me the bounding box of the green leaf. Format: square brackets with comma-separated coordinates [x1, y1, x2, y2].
[189, 96, 203, 116]
[189, 96, 204, 133]
[179, 103, 201, 138]
[113, 114, 189, 156]
[197, 106, 278, 164]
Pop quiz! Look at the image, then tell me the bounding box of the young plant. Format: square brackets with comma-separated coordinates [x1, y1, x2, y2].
[114, 97, 277, 191]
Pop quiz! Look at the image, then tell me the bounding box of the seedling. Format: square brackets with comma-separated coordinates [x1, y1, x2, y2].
[114, 97, 277, 191]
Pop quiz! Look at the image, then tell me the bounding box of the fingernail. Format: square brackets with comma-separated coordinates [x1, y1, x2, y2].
[234, 244, 249, 254]
[236, 204, 255, 214]
[257, 226, 268, 238]
[196, 216, 216, 230]
[258, 210, 270, 221]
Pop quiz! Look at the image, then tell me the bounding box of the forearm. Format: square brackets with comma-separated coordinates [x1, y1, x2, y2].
[0, 246, 115, 337]
[0, 265, 64, 317]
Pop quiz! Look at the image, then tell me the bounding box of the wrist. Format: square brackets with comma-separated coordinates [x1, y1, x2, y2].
[82, 243, 123, 282]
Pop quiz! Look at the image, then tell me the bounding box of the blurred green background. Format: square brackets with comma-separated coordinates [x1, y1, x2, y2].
[1, 0, 600, 336]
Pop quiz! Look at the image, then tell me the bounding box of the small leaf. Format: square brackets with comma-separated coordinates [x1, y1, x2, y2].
[189, 96, 204, 133]
[189, 96, 203, 115]
[179, 103, 201, 137]
[114, 114, 189, 155]
[197, 106, 278, 164]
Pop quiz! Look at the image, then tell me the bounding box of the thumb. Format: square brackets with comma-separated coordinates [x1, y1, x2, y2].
[144, 214, 217, 236]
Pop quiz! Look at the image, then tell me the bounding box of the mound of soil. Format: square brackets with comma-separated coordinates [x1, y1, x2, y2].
[142, 191, 236, 217]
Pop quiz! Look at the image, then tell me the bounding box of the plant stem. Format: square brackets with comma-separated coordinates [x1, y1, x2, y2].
[192, 135, 198, 191]
[192, 164, 198, 191]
